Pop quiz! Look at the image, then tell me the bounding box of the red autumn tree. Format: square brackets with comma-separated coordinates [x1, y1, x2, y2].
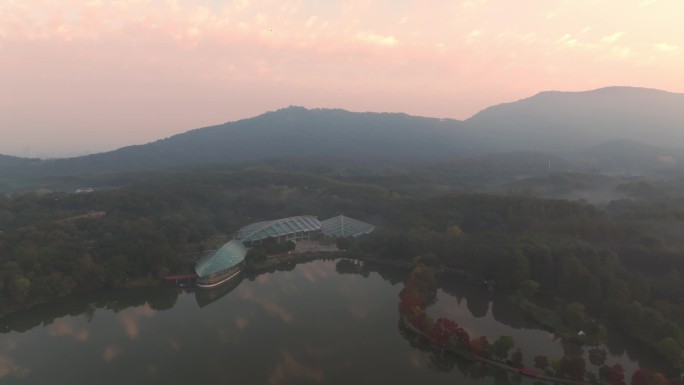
[630, 368, 652, 385]
[565, 356, 586, 381]
[406, 307, 432, 332]
[534, 355, 550, 370]
[399, 291, 425, 314]
[511, 349, 523, 367]
[430, 318, 460, 348]
[470, 335, 490, 357]
[607, 364, 626, 385]
[453, 327, 471, 349]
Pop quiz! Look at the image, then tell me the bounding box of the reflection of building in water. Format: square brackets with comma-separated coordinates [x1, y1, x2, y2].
[195, 240, 246, 288]
[194, 275, 244, 308]
[234, 215, 375, 247]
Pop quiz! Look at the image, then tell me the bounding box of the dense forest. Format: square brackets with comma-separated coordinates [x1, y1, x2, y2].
[1, 165, 684, 371]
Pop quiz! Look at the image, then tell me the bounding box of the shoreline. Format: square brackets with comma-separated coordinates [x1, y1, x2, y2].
[400, 318, 599, 385]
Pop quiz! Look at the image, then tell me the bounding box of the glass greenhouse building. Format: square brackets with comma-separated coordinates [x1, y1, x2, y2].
[195, 239, 247, 288]
[320, 215, 376, 238]
[235, 215, 322, 246]
[235, 214, 375, 246]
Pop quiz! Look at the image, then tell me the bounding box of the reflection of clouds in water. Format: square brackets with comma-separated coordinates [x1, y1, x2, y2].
[217, 328, 235, 344]
[408, 352, 422, 368]
[235, 317, 249, 330]
[240, 287, 294, 323]
[148, 365, 157, 379]
[297, 262, 331, 284]
[299, 267, 317, 284]
[303, 345, 332, 357]
[102, 345, 122, 362]
[117, 304, 156, 339]
[431, 291, 491, 337]
[132, 304, 156, 317]
[48, 318, 89, 342]
[349, 306, 368, 319]
[256, 275, 270, 284]
[118, 314, 139, 339]
[2, 339, 17, 352]
[0, 355, 29, 379]
[168, 338, 181, 352]
[271, 281, 302, 297]
[267, 351, 323, 385]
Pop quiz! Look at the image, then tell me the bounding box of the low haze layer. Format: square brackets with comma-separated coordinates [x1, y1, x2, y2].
[1, 0, 683, 157]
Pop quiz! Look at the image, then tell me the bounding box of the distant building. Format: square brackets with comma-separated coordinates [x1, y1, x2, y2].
[75, 188, 94, 194]
[320, 215, 375, 238]
[235, 215, 321, 246]
[235, 214, 375, 246]
[194, 240, 247, 288]
[193, 215, 376, 288]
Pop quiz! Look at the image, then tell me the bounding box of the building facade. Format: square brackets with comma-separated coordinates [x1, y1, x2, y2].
[195, 240, 247, 288]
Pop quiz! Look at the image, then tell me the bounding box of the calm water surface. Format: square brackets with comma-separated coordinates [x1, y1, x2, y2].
[0, 259, 655, 384]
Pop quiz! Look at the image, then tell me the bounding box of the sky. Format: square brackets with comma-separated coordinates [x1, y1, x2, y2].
[1, 0, 683, 158]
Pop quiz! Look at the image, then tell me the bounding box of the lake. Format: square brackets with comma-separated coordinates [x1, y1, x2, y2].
[0, 259, 661, 384]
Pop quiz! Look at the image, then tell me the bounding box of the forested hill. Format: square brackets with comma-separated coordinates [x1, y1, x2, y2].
[0, 154, 36, 168]
[3, 86, 684, 184]
[0, 107, 490, 178]
[466, 86, 684, 153]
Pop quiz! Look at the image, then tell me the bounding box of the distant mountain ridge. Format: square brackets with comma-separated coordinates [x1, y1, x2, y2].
[0, 107, 490, 178]
[466, 86, 684, 152]
[1, 86, 683, 180]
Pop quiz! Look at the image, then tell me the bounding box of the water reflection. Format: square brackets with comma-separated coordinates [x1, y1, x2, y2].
[48, 318, 89, 342]
[102, 345, 122, 362]
[194, 275, 244, 308]
[117, 304, 156, 339]
[397, 318, 518, 385]
[268, 350, 324, 385]
[0, 258, 667, 384]
[0, 355, 30, 380]
[437, 276, 491, 319]
[335, 259, 666, 381]
[0, 287, 180, 335]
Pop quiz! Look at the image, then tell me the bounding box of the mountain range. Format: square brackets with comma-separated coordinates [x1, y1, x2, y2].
[2, 86, 683, 183]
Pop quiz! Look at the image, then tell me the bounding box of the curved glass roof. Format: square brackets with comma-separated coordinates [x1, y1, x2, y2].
[320, 215, 375, 237]
[195, 240, 247, 277]
[235, 215, 321, 243]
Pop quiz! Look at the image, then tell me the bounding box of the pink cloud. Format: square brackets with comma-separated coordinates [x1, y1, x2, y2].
[1, 0, 683, 156]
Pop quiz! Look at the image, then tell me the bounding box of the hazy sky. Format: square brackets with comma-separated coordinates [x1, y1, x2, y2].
[1, 0, 683, 157]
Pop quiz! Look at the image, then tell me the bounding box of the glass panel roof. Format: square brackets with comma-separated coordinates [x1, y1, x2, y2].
[235, 215, 321, 243]
[195, 240, 247, 277]
[320, 215, 375, 238]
